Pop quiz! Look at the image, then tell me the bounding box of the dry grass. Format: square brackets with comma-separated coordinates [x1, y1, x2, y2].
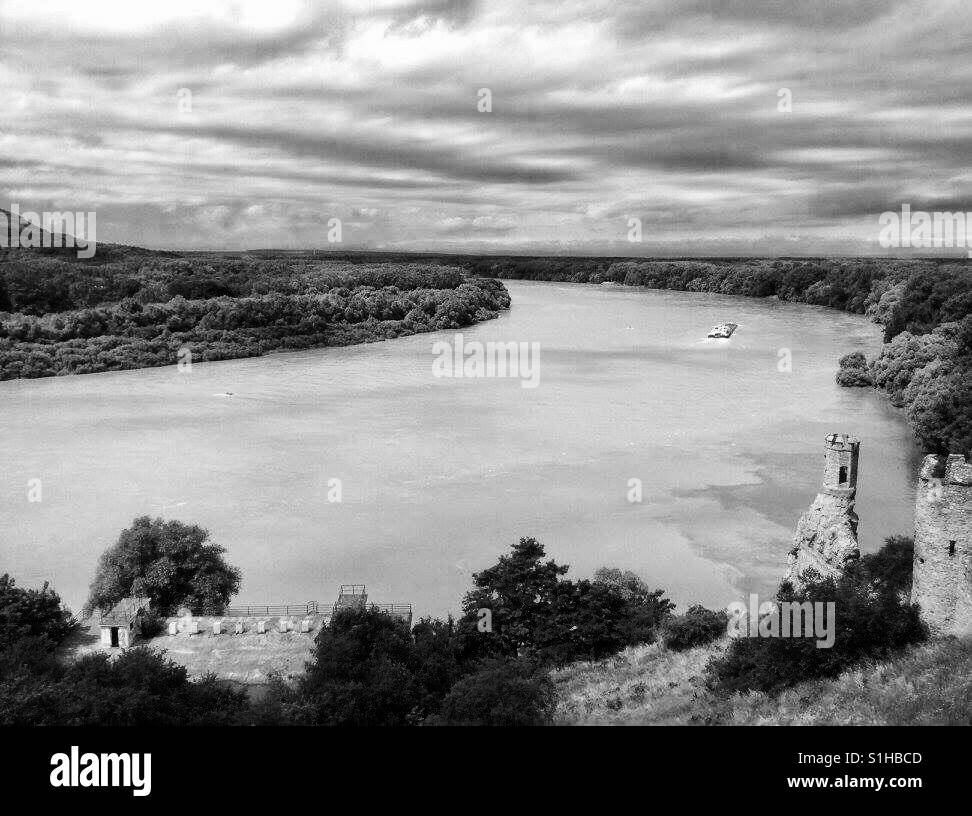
[552, 637, 971, 726]
[720, 637, 972, 725]
[551, 640, 728, 725]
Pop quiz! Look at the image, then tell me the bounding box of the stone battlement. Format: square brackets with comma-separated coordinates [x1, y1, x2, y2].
[919, 453, 972, 486]
[825, 433, 860, 452]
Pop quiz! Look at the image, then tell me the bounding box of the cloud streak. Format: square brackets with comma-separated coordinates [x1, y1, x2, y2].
[0, 0, 969, 253]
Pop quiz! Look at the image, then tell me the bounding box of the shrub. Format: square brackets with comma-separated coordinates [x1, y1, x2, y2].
[0, 646, 248, 726]
[0, 574, 76, 648]
[662, 604, 728, 652]
[138, 610, 165, 639]
[707, 547, 926, 696]
[835, 350, 873, 387]
[861, 535, 914, 595]
[435, 657, 556, 726]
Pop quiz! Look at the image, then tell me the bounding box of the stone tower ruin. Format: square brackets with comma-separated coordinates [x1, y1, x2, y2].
[785, 433, 861, 587]
[912, 454, 972, 636]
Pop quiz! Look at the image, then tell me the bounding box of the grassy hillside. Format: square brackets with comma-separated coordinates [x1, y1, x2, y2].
[553, 637, 971, 726]
[552, 640, 721, 725]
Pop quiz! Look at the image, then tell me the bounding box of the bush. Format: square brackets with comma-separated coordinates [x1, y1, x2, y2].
[861, 535, 915, 595]
[0, 646, 248, 726]
[835, 350, 873, 387]
[435, 658, 556, 726]
[138, 610, 165, 639]
[0, 574, 76, 648]
[662, 604, 728, 652]
[707, 546, 926, 696]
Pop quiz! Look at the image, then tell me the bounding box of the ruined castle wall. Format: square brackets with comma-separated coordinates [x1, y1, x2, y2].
[912, 455, 972, 636]
[785, 435, 861, 588]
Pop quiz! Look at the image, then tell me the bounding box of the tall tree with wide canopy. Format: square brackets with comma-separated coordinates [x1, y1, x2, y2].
[84, 516, 240, 617]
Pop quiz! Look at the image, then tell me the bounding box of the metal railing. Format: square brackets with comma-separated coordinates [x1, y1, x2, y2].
[223, 602, 330, 617]
[221, 601, 412, 619]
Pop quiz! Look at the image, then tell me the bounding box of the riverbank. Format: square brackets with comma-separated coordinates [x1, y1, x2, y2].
[0, 253, 511, 380]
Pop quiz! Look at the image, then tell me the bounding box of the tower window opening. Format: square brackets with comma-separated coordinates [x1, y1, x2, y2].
[948, 540, 956, 556]
[838, 465, 848, 485]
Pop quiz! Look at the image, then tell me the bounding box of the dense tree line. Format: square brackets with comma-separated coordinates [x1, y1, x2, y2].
[0, 255, 510, 379]
[867, 268, 972, 456]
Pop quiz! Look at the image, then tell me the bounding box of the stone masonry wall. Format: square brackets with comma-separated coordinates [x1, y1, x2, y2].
[912, 454, 972, 636]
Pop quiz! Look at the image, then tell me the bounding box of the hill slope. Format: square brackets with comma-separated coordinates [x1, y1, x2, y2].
[553, 637, 971, 725]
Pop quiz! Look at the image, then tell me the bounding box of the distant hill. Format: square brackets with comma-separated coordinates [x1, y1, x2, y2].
[0, 208, 169, 263]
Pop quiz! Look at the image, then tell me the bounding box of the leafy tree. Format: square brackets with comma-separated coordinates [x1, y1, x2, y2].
[459, 537, 568, 659]
[883, 266, 972, 342]
[905, 359, 972, 456]
[410, 616, 468, 719]
[84, 516, 241, 616]
[536, 579, 669, 666]
[458, 540, 673, 666]
[593, 566, 673, 609]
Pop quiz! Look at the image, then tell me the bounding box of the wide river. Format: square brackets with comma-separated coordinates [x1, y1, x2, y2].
[1, 280, 921, 617]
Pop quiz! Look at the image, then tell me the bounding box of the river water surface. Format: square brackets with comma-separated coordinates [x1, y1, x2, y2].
[0, 280, 920, 617]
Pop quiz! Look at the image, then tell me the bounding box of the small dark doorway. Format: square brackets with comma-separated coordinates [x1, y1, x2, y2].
[838, 466, 848, 485]
[110, 627, 119, 647]
[949, 541, 956, 556]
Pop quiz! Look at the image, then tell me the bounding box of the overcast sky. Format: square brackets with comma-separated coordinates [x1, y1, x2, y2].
[0, 0, 969, 254]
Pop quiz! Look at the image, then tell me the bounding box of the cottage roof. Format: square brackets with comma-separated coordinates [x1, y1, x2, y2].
[99, 596, 149, 626]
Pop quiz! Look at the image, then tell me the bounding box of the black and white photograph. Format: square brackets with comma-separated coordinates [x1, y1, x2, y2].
[0, 0, 969, 800]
